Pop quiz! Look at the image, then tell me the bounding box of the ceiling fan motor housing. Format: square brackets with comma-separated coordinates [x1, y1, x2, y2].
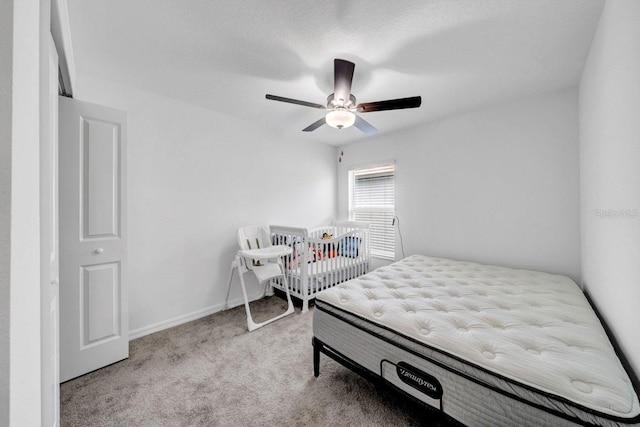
[328, 93, 357, 110]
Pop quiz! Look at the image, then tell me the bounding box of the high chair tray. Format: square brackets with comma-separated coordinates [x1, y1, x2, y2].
[240, 245, 292, 260]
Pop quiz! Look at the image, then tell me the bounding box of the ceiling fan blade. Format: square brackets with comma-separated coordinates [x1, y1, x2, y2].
[353, 116, 377, 135]
[302, 117, 326, 132]
[333, 59, 355, 105]
[266, 94, 326, 109]
[357, 96, 422, 112]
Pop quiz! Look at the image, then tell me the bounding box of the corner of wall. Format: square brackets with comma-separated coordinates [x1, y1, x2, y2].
[578, 0, 640, 380]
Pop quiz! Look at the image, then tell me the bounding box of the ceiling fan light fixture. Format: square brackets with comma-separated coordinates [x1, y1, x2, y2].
[326, 109, 355, 129]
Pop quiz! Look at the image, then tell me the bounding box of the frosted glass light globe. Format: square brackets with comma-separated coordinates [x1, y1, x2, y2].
[326, 109, 355, 129]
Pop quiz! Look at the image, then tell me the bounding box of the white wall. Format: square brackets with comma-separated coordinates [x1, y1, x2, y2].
[0, 0, 13, 422]
[579, 0, 640, 379]
[74, 77, 337, 336]
[338, 88, 581, 279]
[0, 0, 45, 425]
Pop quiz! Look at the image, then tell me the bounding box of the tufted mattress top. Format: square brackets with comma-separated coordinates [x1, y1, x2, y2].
[316, 255, 640, 419]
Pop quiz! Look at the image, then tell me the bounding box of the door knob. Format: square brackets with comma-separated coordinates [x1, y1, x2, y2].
[94, 248, 104, 254]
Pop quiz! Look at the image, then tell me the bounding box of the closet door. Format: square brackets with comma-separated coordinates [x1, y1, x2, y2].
[41, 34, 60, 425]
[59, 97, 128, 382]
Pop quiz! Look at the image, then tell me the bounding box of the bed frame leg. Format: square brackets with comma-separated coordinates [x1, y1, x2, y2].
[313, 337, 321, 377]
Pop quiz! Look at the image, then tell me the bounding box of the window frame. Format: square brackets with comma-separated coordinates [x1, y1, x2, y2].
[348, 163, 396, 260]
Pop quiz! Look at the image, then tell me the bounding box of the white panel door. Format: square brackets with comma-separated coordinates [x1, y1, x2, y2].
[59, 96, 128, 382]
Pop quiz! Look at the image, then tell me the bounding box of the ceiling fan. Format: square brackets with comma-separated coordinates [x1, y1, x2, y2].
[265, 59, 422, 135]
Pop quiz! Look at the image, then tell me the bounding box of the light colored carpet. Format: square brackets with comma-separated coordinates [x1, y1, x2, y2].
[61, 297, 454, 426]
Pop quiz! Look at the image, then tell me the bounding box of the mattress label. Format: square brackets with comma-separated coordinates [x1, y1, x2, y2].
[396, 362, 443, 399]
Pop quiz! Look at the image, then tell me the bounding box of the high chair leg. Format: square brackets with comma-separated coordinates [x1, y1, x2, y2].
[225, 257, 240, 309]
[237, 263, 294, 332]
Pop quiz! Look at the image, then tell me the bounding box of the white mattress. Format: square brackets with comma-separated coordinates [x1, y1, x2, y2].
[315, 255, 640, 421]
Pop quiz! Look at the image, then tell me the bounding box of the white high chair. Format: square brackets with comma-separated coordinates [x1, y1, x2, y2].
[225, 225, 294, 331]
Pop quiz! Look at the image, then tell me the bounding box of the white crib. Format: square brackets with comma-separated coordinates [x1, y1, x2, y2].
[270, 221, 370, 313]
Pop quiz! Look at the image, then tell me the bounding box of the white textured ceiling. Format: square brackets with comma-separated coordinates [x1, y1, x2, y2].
[66, 0, 604, 146]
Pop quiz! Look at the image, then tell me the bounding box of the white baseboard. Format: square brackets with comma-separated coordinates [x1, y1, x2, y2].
[128, 292, 264, 340]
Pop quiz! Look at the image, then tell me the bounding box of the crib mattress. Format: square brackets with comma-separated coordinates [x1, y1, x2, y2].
[313, 255, 640, 426]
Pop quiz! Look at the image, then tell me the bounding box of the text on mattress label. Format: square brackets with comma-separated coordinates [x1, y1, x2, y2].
[396, 362, 443, 399]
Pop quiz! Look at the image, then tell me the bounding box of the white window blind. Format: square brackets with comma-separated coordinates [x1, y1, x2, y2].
[348, 165, 395, 259]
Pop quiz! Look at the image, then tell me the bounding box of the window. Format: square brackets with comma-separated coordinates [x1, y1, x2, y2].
[348, 164, 395, 259]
